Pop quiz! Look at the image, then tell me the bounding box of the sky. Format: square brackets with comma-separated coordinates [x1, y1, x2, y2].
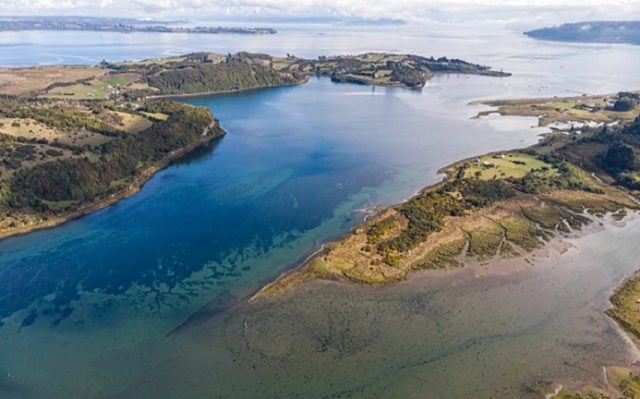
[1, 0, 639, 29]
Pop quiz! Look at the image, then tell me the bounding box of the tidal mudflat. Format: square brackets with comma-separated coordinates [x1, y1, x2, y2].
[108, 214, 640, 399]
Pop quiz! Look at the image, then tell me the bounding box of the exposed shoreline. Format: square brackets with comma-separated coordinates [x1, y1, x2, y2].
[0, 128, 223, 241]
[470, 91, 640, 128]
[245, 193, 640, 399]
[252, 164, 635, 301]
[245, 157, 640, 399]
[248, 157, 465, 301]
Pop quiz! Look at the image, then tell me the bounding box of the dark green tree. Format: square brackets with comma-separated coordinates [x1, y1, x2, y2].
[614, 96, 636, 112]
[603, 143, 636, 172]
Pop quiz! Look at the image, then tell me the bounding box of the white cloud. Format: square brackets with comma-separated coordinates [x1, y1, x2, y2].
[1, 0, 639, 26]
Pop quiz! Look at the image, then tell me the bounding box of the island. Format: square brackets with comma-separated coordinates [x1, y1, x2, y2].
[0, 51, 509, 239]
[0, 16, 277, 35]
[525, 21, 640, 45]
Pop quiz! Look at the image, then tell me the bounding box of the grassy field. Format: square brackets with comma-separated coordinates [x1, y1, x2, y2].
[40, 79, 112, 100]
[104, 74, 134, 87]
[119, 55, 187, 66]
[0, 117, 60, 138]
[271, 57, 296, 70]
[109, 112, 153, 133]
[606, 272, 640, 341]
[40, 199, 79, 211]
[0, 66, 106, 96]
[463, 153, 556, 180]
[140, 111, 169, 121]
[40, 73, 146, 100]
[108, 176, 135, 190]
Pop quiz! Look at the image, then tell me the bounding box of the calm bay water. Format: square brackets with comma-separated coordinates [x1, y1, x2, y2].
[0, 26, 640, 398]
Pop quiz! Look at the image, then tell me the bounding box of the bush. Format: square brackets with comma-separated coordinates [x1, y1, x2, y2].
[602, 142, 636, 173]
[614, 96, 636, 112]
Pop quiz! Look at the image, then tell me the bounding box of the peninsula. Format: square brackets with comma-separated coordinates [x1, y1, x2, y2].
[248, 90, 640, 397]
[525, 21, 640, 45]
[254, 90, 640, 298]
[0, 51, 509, 239]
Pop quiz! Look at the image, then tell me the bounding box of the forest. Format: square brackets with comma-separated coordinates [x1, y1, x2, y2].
[0, 98, 221, 229]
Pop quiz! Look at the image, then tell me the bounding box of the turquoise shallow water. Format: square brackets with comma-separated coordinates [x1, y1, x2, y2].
[116, 216, 640, 399]
[0, 75, 547, 398]
[0, 76, 544, 327]
[1, 26, 640, 398]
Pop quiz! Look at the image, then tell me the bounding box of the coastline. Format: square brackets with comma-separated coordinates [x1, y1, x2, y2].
[0, 75, 314, 242]
[246, 205, 640, 399]
[248, 156, 466, 301]
[470, 91, 640, 128]
[145, 78, 310, 100]
[251, 139, 639, 300]
[0, 128, 224, 241]
[0, 68, 510, 244]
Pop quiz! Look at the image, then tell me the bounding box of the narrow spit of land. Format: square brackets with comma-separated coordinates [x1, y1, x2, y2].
[254, 105, 640, 298]
[250, 89, 640, 398]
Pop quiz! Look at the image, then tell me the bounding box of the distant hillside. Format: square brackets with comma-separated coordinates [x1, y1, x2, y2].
[525, 21, 640, 45]
[0, 16, 276, 35]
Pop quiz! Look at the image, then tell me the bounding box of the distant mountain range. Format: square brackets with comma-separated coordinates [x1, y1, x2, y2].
[525, 21, 640, 45]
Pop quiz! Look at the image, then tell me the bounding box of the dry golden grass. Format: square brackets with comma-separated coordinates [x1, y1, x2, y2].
[140, 111, 169, 121]
[119, 56, 186, 66]
[0, 117, 110, 147]
[0, 117, 59, 138]
[0, 66, 106, 96]
[109, 111, 153, 134]
[477, 93, 640, 126]
[127, 82, 159, 92]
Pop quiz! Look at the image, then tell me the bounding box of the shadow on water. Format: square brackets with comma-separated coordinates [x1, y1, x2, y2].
[0, 137, 227, 327]
[168, 135, 225, 167]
